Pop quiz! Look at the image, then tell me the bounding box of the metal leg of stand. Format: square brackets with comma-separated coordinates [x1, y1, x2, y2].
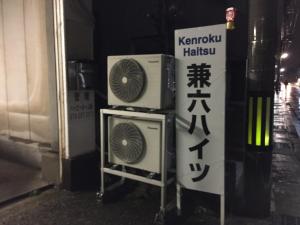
[106, 166, 126, 191]
[100, 171, 105, 197]
[220, 194, 225, 225]
[154, 117, 167, 225]
[100, 110, 105, 198]
[176, 183, 182, 216]
[160, 118, 167, 216]
[157, 180, 166, 225]
[160, 185, 166, 215]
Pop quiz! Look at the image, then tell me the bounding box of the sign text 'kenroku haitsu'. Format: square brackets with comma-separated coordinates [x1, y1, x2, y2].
[178, 34, 222, 56]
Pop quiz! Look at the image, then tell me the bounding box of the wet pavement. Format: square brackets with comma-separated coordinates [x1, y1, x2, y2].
[272, 84, 300, 224]
[1, 84, 300, 225]
[0, 186, 272, 225]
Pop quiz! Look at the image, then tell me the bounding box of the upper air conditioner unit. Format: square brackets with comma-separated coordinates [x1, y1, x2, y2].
[107, 54, 175, 109]
[107, 113, 174, 173]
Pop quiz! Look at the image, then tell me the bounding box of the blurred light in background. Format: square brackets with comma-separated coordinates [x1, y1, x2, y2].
[280, 52, 289, 59]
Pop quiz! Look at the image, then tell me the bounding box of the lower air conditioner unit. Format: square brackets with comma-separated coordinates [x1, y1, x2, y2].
[107, 113, 174, 173]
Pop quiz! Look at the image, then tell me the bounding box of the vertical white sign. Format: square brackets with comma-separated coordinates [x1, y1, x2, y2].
[175, 24, 226, 195]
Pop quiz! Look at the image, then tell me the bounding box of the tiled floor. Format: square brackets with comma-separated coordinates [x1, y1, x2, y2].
[0, 159, 49, 205]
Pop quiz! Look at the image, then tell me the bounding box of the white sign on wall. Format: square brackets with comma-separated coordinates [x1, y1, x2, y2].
[175, 24, 226, 195]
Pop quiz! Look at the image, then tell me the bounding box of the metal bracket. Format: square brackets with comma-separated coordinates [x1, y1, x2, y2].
[100, 109, 175, 216]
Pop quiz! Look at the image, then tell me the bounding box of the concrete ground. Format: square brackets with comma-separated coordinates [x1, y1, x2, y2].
[0, 159, 49, 205]
[0, 186, 271, 225]
[1, 84, 300, 225]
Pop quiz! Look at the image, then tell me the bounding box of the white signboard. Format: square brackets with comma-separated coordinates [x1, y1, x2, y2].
[175, 24, 226, 195]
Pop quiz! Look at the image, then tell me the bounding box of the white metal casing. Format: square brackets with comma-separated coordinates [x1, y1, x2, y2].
[107, 113, 174, 173]
[107, 54, 175, 109]
[68, 90, 95, 158]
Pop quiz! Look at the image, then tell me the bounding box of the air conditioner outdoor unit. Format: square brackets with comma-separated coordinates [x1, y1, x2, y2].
[107, 114, 174, 173]
[107, 54, 175, 109]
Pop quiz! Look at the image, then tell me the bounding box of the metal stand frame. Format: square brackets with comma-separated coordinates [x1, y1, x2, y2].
[100, 109, 175, 222]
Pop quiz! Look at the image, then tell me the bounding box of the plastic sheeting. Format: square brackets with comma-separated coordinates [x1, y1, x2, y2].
[0, 0, 53, 143]
[0, 0, 8, 136]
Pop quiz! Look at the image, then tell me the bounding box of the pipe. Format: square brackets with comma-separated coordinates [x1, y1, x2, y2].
[53, 0, 69, 182]
[78, 72, 86, 89]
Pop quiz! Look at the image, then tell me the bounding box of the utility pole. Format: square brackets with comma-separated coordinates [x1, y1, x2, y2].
[244, 0, 277, 217]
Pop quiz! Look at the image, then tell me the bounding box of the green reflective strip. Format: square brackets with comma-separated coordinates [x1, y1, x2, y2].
[248, 97, 253, 145]
[265, 97, 271, 146]
[256, 97, 263, 146]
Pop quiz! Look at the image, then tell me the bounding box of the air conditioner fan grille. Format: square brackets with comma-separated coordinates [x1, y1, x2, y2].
[110, 122, 145, 164]
[109, 59, 145, 103]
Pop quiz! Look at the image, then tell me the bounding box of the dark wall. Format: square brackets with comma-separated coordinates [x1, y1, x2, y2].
[93, 0, 248, 98]
[225, 1, 249, 162]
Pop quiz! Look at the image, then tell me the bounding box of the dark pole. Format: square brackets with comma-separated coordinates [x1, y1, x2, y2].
[275, 0, 285, 92]
[244, 0, 277, 217]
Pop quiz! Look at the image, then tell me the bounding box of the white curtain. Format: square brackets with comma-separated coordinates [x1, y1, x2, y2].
[0, 0, 53, 143]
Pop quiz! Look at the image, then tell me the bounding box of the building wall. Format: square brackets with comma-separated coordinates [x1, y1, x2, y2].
[65, 0, 94, 60]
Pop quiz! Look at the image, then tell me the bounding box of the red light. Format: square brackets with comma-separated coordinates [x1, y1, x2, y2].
[226, 7, 237, 22]
[226, 7, 237, 30]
